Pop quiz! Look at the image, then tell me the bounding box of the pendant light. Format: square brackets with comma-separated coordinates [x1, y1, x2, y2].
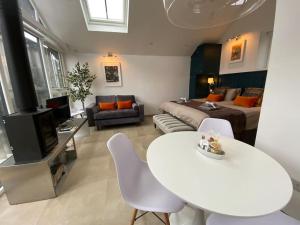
[163, 0, 267, 29]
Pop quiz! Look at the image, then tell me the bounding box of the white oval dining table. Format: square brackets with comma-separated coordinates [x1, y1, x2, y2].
[147, 131, 293, 225]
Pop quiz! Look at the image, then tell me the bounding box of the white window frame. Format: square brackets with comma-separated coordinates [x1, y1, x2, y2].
[21, 0, 69, 98]
[38, 39, 68, 98]
[0, 17, 68, 110]
[80, 0, 130, 33]
[42, 44, 68, 94]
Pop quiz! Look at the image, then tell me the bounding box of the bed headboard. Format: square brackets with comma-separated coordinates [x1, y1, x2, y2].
[218, 70, 267, 89]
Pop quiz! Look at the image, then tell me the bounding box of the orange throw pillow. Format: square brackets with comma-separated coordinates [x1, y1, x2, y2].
[99, 102, 115, 111]
[117, 100, 132, 109]
[207, 94, 224, 102]
[234, 96, 258, 108]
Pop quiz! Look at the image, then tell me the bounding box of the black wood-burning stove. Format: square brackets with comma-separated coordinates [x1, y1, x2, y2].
[0, 0, 58, 163]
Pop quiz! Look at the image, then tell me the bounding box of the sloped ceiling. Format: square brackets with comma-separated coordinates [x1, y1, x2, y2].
[33, 0, 275, 56]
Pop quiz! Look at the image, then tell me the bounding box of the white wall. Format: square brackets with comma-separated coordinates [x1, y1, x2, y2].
[255, 0, 300, 219]
[219, 0, 275, 74]
[220, 32, 270, 74]
[65, 53, 190, 115]
[220, 0, 276, 42]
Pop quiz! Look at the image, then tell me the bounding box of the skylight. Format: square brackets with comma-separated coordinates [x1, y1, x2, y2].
[86, 0, 107, 20]
[80, 0, 129, 33]
[231, 0, 248, 6]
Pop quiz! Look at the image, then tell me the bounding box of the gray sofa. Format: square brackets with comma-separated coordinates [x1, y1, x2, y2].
[86, 95, 144, 130]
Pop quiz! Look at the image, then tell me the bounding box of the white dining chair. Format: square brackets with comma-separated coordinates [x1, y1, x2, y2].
[207, 211, 300, 225]
[198, 118, 234, 138]
[107, 133, 185, 225]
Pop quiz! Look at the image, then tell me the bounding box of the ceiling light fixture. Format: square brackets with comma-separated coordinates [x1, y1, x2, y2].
[102, 52, 120, 63]
[227, 35, 242, 42]
[163, 0, 267, 29]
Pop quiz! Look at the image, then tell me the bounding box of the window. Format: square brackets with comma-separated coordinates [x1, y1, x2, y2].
[18, 0, 47, 28]
[0, 83, 12, 164]
[24, 32, 50, 106]
[0, 39, 13, 191]
[43, 45, 67, 90]
[18, 0, 37, 21]
[231, 0, 248, 6]
[87, 0, 124, 22]
[1, 1, 67, 109]
[87, 0, 107, 20]
[0, 37, 16, 113]
[80, 0, 129, 33]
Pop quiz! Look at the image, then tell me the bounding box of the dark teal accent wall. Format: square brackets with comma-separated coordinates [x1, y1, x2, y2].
[218, 70, 267, 89]
[189, 43, 268, 99]
[189, 44, 222, 99]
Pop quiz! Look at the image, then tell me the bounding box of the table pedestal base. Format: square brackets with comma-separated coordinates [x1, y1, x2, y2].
[170, 205, 205, 225]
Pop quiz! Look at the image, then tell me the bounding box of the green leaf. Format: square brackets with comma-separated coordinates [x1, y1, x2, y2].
[66, 62, 96, 105]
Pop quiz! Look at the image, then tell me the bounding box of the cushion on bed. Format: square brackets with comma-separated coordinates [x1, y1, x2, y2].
[213, 87, 227, 96]
[242, 88, 264, 106]
[234, 96, 259, 108]
[207, 94, 224, 102]
[224, 88, 242, 101]
[243, 87, 264, 96]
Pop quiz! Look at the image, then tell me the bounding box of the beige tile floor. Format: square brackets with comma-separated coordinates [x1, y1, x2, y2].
[0, 116, 164, 225]
[1, 116, 299, 225]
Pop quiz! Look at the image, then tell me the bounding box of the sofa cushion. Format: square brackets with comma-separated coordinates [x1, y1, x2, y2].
[94, 109, 138, 120]
[99, 102, 116, 110]
[116, 95, 135, 102]
[117, 100, 133, 109]
[96, 95, 116, 105]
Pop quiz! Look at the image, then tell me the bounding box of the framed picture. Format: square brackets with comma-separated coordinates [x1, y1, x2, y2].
[103, 62, 122, 87]
[230, 40, 246, 63]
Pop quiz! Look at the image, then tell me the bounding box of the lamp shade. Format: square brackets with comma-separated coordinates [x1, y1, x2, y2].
[163, 0, 267, 29]
[208, 78, 214, 84]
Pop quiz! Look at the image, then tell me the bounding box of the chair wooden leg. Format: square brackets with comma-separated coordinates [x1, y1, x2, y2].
[130, 209, 138, 225]
[163, 213, 170, 225]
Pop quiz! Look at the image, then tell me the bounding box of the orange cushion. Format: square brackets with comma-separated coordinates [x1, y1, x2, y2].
[234, 96, 258, 108]
[99, 102, 115, 111]
[117, 100, 132, 109]
[207, 94, 224, 102]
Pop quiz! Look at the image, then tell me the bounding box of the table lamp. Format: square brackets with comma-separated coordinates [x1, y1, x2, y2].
[208, 77, 215, 93]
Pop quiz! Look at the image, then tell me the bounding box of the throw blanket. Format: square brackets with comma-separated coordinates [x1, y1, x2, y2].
[179, 101, 246, 137]
[160, 100, 246, 138]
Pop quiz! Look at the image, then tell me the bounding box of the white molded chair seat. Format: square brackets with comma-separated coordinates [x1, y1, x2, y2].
[107, 133, 185, 214]
[124, 161, 184, 213]
[198, 118, 234, 138]
[207, 211, 300, 225]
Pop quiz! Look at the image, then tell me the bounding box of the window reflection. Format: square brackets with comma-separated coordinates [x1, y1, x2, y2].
[18, 0, 36, 21]
[25, 32, 50, 107]
[0, 84, 11, 163]
[43, 45, 66, 89]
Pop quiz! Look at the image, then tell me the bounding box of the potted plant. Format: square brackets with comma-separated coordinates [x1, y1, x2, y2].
[66, 62, 96, 110]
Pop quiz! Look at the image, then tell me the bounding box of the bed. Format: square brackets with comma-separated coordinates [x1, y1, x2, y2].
[160, 72, 267, 145]
[161, 99, 260, 129]
[160, 99, 261, 145]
